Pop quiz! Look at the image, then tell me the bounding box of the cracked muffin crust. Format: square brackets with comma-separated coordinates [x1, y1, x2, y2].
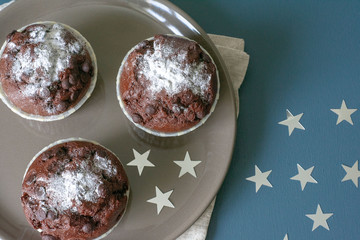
[21, 139, 129, 240]
[0, 22, 97, 121]
[117, 34, 219, 136]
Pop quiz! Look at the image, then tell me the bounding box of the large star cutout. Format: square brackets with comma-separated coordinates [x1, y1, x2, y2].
[278, 109, 305, 136]
[246, 165, 273, 193]
[290, 164, 318, 191]
[173, 151, 201, 178]
[330, 100, 357, 125]
[306, 204, 333, 231]
[341, 160, 360, 187]
[147, 186, 175, 214]
[127, 149, 154, 176]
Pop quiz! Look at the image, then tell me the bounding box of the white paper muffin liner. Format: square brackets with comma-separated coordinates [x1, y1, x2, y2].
[0, 21, 98, 122]
[116, 34, 220, 137]
[22, 137, 130, 239]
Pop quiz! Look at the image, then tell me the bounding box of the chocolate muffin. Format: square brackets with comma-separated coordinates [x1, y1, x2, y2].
[117, 34, 219, 136]
[0, 21, 97, 121]
[21, 139, 129, 240]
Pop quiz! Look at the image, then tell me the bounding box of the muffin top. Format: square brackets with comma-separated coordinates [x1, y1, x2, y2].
[119, 34, 218, 133]
[0, 22, 94, 117]
[21, 140, 129, 240]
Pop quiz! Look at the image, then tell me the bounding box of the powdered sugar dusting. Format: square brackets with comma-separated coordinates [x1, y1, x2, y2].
[138, 38, 211, 98]
[8, 23, 84, 111]
[46, 169, 101, 211]
[7, 42, 16, 50]
[44, 153, 116, 212]
[94, 153, 117, 176]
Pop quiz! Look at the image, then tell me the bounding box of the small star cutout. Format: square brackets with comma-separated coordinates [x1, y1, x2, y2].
[341, 160, 360, 187]
[290, 164, 318, 191]
[306, 204, 333, 231]
[173, 151, 201, 178]
[278, 109, 305, 136]
[127, 149, 154, 176]
[147, 186, 175, 214]
[246, 165, 273, 193]
[283, 234, 288, 240]
[331, 100, 357, 125]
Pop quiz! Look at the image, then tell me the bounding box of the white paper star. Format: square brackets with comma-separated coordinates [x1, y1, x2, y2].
[278, 109, 305, 136]
[147, 186, 175, 214]
[341, 160, 360, 187]
[127, 149, 154, 176]
[331, 100, 357, 125]
[283, 234, 288, 240]
[173, 151, 201, 178]
[290, 164, 318, 191]
[306, 204, 333, 231]
[246, 165, 273, 193]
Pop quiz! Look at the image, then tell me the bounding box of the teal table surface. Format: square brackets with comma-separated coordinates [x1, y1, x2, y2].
[169, 1, 360, 240]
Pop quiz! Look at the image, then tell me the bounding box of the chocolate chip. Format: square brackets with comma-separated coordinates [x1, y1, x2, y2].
[132, 113, 143, 123]
[158, 108, 168, 118]
[97, 184, 108, 198]
[59, 90, 71, 101]
[41, 153, 50, 161]
[82, 223, 93, 233]
[96, 150, 107, 158]
[70, 90, 79, 102]
[145, 105, 156, 115]
[185, 110, 196, 121]
[35, 186, 46, 199]
[81, 62, 90, 73]
[80, 74, 89, 83]
[60, 73, 67, 81]
[35, 208, 47, 221]
[196, 109, 206, 119]
[69, 74, 77, 85]
[26, 173, 36, 185]
[20, 73, 30, 83]
[183, 91, 194, 105]
[116, 212, 122, 221]
[56, 101, 67, 112]
[187, 42, 201, 61]
[47, 210, 57, 220]
[73, 80, 83, 90]
[41, 235, 57, 240]
[188, 42, 197, 51]
[61, 79, 70, 89]
[56, 148, 67, 158]
[38, 87, 50, 99]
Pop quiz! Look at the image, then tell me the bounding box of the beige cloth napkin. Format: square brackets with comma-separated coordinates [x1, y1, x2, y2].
[177, 34, 249, 240]
[0, 2, 249, 239]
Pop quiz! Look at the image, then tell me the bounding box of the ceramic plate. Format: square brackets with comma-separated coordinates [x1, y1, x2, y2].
[0, 0, 236, 239]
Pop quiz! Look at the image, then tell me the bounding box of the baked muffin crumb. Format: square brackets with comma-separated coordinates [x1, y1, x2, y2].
[119, 34, 218, 133]
[21, 140, 129, 240]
